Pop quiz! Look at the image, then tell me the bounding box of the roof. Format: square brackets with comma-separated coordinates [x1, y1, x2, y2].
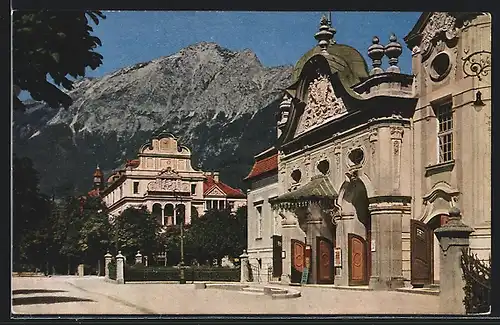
[270, 175, 337, 207]
[244, 153, 278, 180]
[203, 176, 246, 198]
[87, 188, 101, 198]
[291, 43, 369, 87]
[125, 159, 140, 168]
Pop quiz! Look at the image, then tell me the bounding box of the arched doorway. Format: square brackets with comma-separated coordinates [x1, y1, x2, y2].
[164, 204, 174, 226]
[341, 178, 371, 286]
[152, 203, 162, 225]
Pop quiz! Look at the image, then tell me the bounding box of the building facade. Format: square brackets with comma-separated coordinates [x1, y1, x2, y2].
[96, 131, 246, 225]
[245, 12, 491, 288]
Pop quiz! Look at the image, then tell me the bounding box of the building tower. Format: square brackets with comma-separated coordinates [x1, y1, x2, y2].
[93, 165, 104, 191]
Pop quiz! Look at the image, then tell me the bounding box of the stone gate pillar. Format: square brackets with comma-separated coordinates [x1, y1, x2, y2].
[434, 207, 473, 314]
[368, 196, 410, 290]
[135, 251, 143, 265]
[305, 206, 322, 284]
[104, 251, 112, 279]
[239, 250, 250, 283]
[116, 251, 125, 284]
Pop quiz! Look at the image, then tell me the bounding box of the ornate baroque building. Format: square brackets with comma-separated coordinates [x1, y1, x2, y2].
[245, 12, 491, 289]
[92, 131, 246, 225]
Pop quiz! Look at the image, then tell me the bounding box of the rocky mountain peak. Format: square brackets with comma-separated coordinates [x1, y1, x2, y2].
[13, 42, 293, 198]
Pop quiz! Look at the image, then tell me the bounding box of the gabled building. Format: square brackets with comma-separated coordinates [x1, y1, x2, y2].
[245, 12, 491, 289]
[94, 131, 245, 225]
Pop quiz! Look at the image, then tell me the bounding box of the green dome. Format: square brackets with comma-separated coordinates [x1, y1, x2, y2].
[291, 43, 369, 87]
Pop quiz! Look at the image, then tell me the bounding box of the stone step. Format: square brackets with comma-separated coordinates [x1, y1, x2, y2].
[242, 287, 264, 293]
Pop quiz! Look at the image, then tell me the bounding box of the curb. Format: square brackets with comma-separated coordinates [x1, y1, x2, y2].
[395, 288, 440, 296]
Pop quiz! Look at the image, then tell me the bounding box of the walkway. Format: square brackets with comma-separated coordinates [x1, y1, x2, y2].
[12, 276, 442, 315]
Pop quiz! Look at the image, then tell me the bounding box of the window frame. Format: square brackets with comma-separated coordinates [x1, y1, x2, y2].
[133, 181, 139, 194]
[435, 100, 454, 164]
[256, 205, 263, 239]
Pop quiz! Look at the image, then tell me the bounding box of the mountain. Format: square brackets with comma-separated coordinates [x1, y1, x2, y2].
[13, 42, 293, 198]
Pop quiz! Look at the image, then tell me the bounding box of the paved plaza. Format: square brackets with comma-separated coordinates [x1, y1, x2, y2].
[12, 276, 441, 315]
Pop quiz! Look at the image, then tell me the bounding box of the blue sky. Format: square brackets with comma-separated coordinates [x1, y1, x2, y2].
[20, 11, 422, 99]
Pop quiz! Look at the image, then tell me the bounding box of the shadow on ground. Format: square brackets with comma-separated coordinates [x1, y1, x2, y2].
[12, 296, 95, 306]
[13, 289, 67, 295]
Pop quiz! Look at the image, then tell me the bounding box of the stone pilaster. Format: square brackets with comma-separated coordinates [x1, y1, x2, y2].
[279, 210, 303, 284]
[368, 196, 410, 290]
[306, 203, 323, 284]
[434, 207, 474, 314]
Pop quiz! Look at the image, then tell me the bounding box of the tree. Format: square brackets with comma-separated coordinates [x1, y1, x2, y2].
[13, 10, 106, 110]
[186, 206, 248, 265]
[12, 155, 52, 271]
[111, 207, 161, 262]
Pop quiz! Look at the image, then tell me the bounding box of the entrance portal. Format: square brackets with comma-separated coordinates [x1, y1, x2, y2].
[291, 239, 305, 283]
[410, 219, 433, 287]
[316, 236, 334, 284]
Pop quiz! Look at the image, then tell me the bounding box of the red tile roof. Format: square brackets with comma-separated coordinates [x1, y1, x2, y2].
[203, 176, 246, 198]
[244, 153, 278, 180]
[87, 188, 101, 198]
[126, 159, 140, 168]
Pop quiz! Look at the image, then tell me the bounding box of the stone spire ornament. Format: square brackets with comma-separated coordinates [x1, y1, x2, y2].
[315, 15, 334, 52]
[384, 33, 403, 73]
[327, 12, 337, 45]
[367, 36, 384, 75]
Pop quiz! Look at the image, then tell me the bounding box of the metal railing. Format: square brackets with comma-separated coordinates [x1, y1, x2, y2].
[460, 248, 491, 314]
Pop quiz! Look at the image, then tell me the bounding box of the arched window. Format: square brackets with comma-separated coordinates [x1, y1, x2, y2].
[164, 204, 174, 225]
[152, 203, 162, 225]
[175, 204, 186, 225]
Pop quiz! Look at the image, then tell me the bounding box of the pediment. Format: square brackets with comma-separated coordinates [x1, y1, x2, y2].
[205, 186, 225, 197]
[294, 74, 347, 137]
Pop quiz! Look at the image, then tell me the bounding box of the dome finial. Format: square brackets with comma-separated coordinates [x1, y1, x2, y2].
[367, 36, 385, 75]
[315, 14, 334, 52]
[384, 33, 402, 73]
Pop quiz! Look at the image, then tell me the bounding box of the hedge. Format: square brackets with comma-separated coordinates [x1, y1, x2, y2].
[124, 265, 240, 282]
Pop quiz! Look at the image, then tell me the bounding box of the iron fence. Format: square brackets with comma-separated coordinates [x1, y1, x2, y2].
[460, 248, 491, 314]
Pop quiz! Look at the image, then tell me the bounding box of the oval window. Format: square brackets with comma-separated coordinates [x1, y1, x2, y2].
[317, 160, 330, 175]
[348, 148, 364, 165]
[430, 52, 451, 81]
[291, 169, 302, 183]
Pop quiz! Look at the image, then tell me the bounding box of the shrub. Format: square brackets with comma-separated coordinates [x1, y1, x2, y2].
[460, 248, 491, 314]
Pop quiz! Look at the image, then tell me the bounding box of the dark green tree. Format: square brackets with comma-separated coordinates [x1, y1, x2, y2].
[13, 10, 106, 109]
[186, 206, 247, 265]
[111, 207, 161, 262]
[12, 155, 52, 271]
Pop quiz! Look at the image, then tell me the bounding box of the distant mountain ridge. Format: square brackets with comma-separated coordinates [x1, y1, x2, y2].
[13, 42, 293, 197]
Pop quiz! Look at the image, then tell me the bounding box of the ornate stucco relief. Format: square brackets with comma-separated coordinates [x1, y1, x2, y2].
[147, 179, 190, 192]
[334, 145, 342, 182]
[369, 128, 378, 181]
[295, 75, 347, 136]
[420, 12, 459, 58]
[390, 126, 404, 191]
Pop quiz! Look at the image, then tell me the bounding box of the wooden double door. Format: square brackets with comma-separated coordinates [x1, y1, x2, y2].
[291, 237, 335, 284]
[291, 239, 305, 283]
[348, 233, 369, 285]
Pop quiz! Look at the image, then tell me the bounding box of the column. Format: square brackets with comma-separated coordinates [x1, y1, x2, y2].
[279, 210, 303, 284]
[434, 207, 473, 314]
[116, 251, 125, 284]
[104, 251, 112, 279]
[161, 205, 165, 226]
[185, 201, 192, 225]
[306, 203, 323, 284]
[368, 196, 410, 290]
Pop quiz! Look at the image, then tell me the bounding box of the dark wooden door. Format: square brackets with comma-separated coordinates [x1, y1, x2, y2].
[316, 236, 334, 284]
[272, 235, 283, 277]
[291, 239, 305, 284]
[410, 219, 433, 287]
[348, 233, 368, 285]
